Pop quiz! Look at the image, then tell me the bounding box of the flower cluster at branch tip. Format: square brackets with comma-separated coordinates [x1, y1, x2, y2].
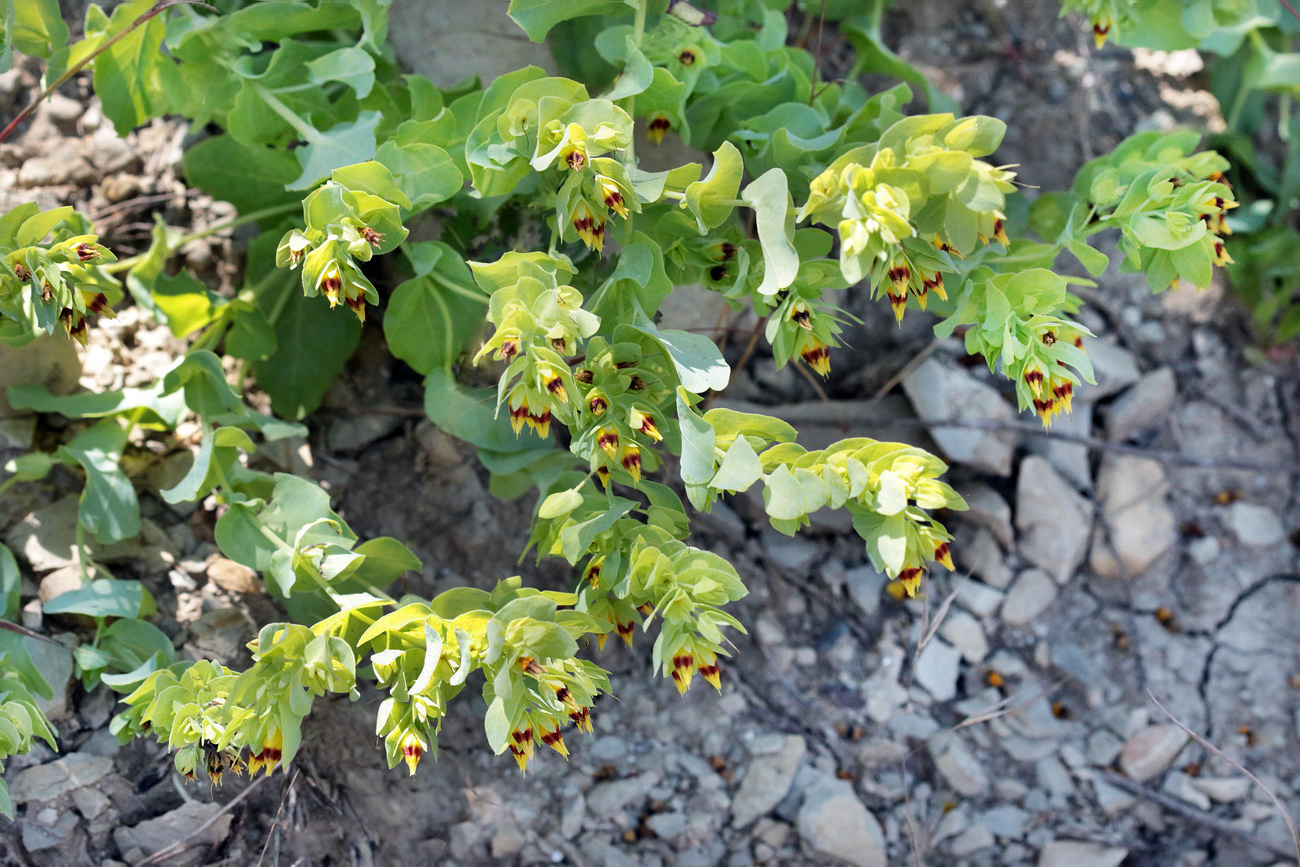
[798, 113, 1018, 323]
[1, 202, 119, 345]
[276, 171, 410, 322]
[1060, 0, 1136, 47]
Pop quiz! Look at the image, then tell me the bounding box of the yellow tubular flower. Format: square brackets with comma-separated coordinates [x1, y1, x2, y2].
[801, 338, 831, 377]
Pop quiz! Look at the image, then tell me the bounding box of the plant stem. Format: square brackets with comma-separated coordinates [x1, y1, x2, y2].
[103, 202, 300, 274]
[0, 0, 216, 145]
[251, 83, 319, 142]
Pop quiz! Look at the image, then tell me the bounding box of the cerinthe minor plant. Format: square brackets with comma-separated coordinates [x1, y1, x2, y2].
[0, 0, 1239, 804]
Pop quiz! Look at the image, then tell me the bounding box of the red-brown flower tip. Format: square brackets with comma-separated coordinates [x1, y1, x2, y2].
[898, 566, 922, 598]
[678, 48, 698, 66]
[565, 149, 586, 171]
[616, 619, 635, 647]
[68, 317, 89, 346]
[801, 340, 831, 377]
[74, 242, 98, 262]
[596, 466, 612, 489]
[934, 541, 954, 571]
[569, 706, 593, 734]
[790, 307, 812, 330]
[648, 115, 671, 144]
[321, 267, 344, 306]
[40, 282, 53, 303]
[401, 739, 423, 776]
[500, 338, 520, 360]
[346, 293, 366, 322]
[519, 656, 545, 675]
[362, 226, 384, 247]
[575, 368, 594, 384]
[1024, 368, 1044, 389]
[671, 653, 696, 694]
[620, 446, 642, 483]
[719, 242, 737, 261]
[993, 218, 1010, 247]
[589, 394, 609, 415]
[699, 661, 722, 691]
[13, 263, 30, 281]
[598, 427, 620, 459]
[87, 292, 111, 314]
[584, 557, 603, 588]
[540, 726, 569, 757]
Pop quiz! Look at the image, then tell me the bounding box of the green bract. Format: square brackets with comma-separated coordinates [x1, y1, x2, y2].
[0, 0, 1248, 794]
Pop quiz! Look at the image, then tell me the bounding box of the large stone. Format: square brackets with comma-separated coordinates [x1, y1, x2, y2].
[731, 735, 807, 827]
[112, 801, 233, 863]
[0, 337, 81, 447]
[1119, 724, 1187, 782]
[939, 609, 989, 663]
[1081, 339, 1140, 400]
[1001, 569, 1058, 627]
[1027, 399, 1093, 491]
[931, 737, 989, 797]
[3, 495, 83, 572]
[1038, 840, 1128, 867]
[1088, 455, 1177, 579]
[796, 775, 887, 867]
[1224, 502, 1286, 548]
[387, 0, 556, 87]
[961, 483, 1014, 549]
[914, 638, 962, 702]
[901, 358, 1018, 476]
[10, 753, 112, 803]
[1015, 457, 1092, 585]
[1105, 367, 1176, 441]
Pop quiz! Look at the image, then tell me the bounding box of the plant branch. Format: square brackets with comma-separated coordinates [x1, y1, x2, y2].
[0, 0, 216, 145]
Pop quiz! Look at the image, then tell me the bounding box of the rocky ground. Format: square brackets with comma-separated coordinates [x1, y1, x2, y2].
[2, 1, 1300, 866]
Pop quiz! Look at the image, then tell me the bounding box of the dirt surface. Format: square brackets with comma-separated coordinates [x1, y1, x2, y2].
[2, 2, 1300, 866]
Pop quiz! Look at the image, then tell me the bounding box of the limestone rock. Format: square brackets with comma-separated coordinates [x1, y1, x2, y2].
[902, 358, 1018, 476]
[1119, 724, 1187, 782]
[1000, 569, 1058, 627]
[731, 735, 807, 828]
[113, 801, 233, 864]
[1088, 455, 1177, 579]
[796, 775, 887, 867]
[9, 754, 111, 804]
[1224, 502, 1286, 548]
[1016, 457, 1092, 585]
[1105, 367, 1176, 441]
[1038, 840, 1128, 867]
[914, 638, 962, 702]
[961, 483, 1014, 549]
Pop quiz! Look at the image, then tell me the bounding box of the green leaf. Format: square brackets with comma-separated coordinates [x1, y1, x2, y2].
[506, 0, 633, 42]
[306, 46, 376, 98]
[742, 168, 799, 298]
[676, 388, 717, 488]
[375, 141, 463, 209]
[183, 135, 303, 215]
[423, 368, 544, 453]
[56, 420, 139, 545]
[328, 161, 412, 210]
[44, 579, 151, 619]
[384, 243, 486, 374]
[3, 0, 67, 65]
[93, 0, 180, 135]
[288, 112, 383, 191]
[152, 271, 225, 339]
[631, 322, 730, 394]
[335, 537, 422, 593]
[559, 498, 635, 564]
[0, 543, 18, 620]
[250, 279, 362, 420]
[683, 141, 743, 233]
[161, 426, 256, 505]
[710, 436, 763, 493]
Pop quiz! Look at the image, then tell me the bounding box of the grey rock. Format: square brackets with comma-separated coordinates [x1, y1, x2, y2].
[586, 771, 662, 819]
[939, 609, 989, 663]
[1092, 777, 1137, 815]
[1119, 724, 1187, 782]
[949, 824, 995, 857]
[964, 527, 1012, 589]
[1082, 339, 1140, 400]
[955, 579, 1004, 618]
[1089, 455, 1177, 579]
[763, 535, 819, 573]
[1190, 776, 1251, 803]
[1037, 840, 1128, 867]
[490, 822, 527, 858]
[914, 638, 962, 702]
[1035, 756, 1075, 803]
[327, 412, 404, 453]
[646, 811, 688, 839]
[559, 793, 585, 839]
[87, 126, 138, 173]
[388, 0, 557, 87]
[731, 735, 806, 827]
[20, 809, 80, 852]
[70, 785, 112, 820]
[795, 775, 887, 867]
[901, 358, 1018, 475]
[1027, 399, 1093, 491]
[3, 495, 83, 571]
[1105, 367, 1176, 441]
[113, 801, 233, 861]
[10, 753, 111, 804]
[931, 737, 989, 797]
[845, 564, 886, 616]
[1188, 535, 1220, 565]
[961, 483, 1014, 549]
[0, 337, 80, 447]
[1000, 569, 1058, 628]
[1016, 457, 1093, 585]
[1163, 772, 1210, 810]
[1224, 502, 1286, 547]
[978, 804, 1031, 838]
[18, 144, 95, 186]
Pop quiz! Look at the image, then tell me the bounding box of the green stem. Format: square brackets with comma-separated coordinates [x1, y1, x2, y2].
[251, 83, 320, 142]
[0, 0, 217, 145]
[103, 202, 300, 274]
[428, 271, 489, 304]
